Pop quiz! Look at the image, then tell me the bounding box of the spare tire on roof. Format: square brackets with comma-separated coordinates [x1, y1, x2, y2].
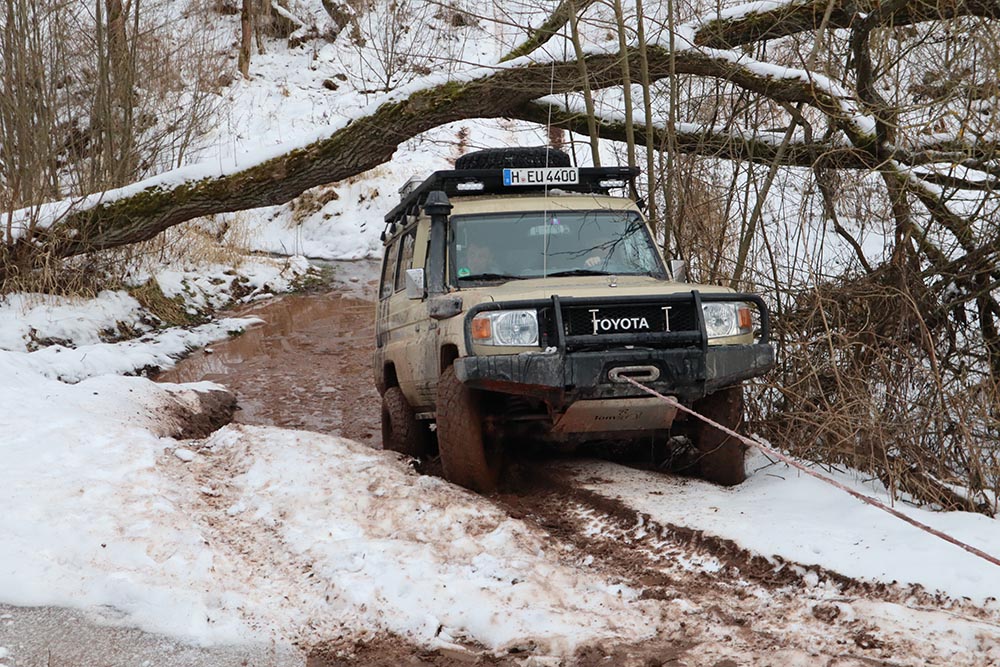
[455, 146, 572, 170]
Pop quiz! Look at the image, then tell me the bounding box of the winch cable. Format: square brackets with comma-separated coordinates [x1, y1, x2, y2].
[541, 55, 558, 282]
[621, 376, 1000, 569]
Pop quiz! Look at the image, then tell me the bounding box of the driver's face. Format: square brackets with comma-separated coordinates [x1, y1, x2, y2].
[467, 244, 493, 269]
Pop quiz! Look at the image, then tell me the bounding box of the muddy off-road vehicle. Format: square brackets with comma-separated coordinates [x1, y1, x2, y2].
[374, 147, 774, 492]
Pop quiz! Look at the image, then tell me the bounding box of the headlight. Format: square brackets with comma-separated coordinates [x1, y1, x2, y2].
[471, 310, 539, 346]
[702, 302, 753, 338]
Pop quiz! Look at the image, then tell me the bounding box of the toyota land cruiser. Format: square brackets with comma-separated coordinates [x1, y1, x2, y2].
[374, 147, 775, 492]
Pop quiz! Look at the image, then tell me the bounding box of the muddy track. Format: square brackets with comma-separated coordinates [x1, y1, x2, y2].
[162, 269, 1000, 666]
[157, 264, 383, 445]
[490, 468, 955, 666]
[504, 465, 993, 615]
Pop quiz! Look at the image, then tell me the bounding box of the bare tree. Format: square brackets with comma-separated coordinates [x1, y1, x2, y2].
[0, 0, 225, 242]
[239, 0, 253, 78]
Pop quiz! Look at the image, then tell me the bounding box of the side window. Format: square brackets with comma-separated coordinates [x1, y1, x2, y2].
[394, 227, 417, 292]
[380, 239, 399, 300]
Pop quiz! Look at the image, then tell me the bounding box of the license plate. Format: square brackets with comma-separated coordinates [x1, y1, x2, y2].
[502, 167, 579, 186]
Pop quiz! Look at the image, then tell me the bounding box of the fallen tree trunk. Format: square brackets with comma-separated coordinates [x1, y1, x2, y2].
[4, 47, 841, 266]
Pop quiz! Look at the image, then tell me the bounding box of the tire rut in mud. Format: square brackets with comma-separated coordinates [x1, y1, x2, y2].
[495, 459, 1000, 620]
[489, 463, 999, 665]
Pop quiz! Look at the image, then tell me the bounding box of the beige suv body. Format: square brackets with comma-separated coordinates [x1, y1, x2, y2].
[374, 155, 774, 491]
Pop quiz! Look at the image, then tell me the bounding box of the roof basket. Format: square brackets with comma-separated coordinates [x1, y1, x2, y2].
[397, 176, 423, 197]
[385, 166, 639, 226]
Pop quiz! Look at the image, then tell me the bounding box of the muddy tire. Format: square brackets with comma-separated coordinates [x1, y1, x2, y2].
[381, 386, 429, 457]
[455, 146, 571, 170]
[435, 366, 502, 493]
[692, 385, 746, 486]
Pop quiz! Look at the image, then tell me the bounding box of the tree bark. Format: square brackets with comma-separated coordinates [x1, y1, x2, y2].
[612, 0, 637, 173]
[694, 0, 1000, 50]
[239, 0, 252, 79]
[635, 0, 658, 233]
[567, 1, 601, 166]
[500, 0, 600, 62]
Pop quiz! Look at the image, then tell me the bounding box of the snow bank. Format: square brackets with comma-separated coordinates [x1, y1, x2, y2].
[567, 451, 1000, 603]
[0, 357, 660, 652]
[183, 425, 659, 652]
[0, 355, 247, 643]
[5, 318, 257, 383]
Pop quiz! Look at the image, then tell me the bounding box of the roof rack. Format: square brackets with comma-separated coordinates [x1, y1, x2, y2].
[384, 166, 639, 226]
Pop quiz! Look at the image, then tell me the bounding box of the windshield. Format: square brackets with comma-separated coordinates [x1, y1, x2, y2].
[450, 209, 665, 283]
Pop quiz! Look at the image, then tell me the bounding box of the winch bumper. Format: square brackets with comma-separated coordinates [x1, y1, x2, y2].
[454, 290, 775, 406]
[454, 343, 775, 406]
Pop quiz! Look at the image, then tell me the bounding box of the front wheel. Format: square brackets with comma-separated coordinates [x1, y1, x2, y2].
[435, 366, 502, 493]
[381, 386, 429, 457]
[692, 385, 746, 486]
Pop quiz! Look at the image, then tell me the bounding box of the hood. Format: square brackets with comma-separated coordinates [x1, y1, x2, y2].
[459, 275, 736, 306]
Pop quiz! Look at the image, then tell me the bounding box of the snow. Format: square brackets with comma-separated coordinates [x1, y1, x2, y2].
[173, 448, 197, 462]
[0, 249, 662, 654]
[6, 318, 258, 383]
[3, 268, 998, 656]
[0, 254, 311, 381]
[185, 425, 658, 652]
[5, 18, 577, 244]
[564, 451, 1000, 603]
[702, 1, 789, 22]
[0, 357, 245, 642]
[0, 291, 146, 351]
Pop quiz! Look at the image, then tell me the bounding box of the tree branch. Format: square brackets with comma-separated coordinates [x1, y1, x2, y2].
[693, 0, 1000, 50]
[517, 100, 873, 169]
[500, 0, 599, 62]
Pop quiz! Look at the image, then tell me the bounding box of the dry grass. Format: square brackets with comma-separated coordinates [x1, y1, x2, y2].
[290, 185, 340, 225]
[127, 278, 199, 327]
[1, 213, 255, 302]
[137, 214, 256, 269]
[750, 268, 1000, 516]
[1, 248, 122, 298]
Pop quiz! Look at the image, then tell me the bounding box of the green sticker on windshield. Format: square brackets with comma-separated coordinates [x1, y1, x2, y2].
[457, 267, 471, 277]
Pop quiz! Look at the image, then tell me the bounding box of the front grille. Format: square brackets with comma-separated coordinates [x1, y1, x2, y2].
[563, 301, 699, 337]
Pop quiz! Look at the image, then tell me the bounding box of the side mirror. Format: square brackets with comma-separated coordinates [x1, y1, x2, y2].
[669, 259, 687, 283]
[405, 268, 425, 299]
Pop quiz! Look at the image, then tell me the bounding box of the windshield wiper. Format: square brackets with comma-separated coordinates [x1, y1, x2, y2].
[546, 269, 611, 277]
[459, 272, 523, 281]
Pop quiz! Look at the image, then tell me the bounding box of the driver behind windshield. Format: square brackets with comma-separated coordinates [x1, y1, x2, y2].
[460, 242, 500, 276]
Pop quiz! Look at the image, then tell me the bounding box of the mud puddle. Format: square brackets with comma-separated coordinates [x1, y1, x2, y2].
[157, 259, 382, 444]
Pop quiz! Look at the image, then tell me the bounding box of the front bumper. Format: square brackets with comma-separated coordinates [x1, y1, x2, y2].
[454, 343, 775, 406]
[454, 290, 775, 406]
